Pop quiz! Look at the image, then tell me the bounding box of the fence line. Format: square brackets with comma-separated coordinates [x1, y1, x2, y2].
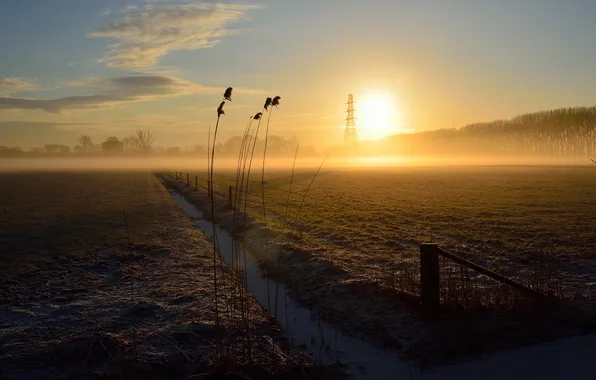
[419, 243, 550, 321]
[156, 168, 313, 199]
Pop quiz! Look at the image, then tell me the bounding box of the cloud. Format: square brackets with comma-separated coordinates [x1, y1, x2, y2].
[89, 3, 261, 69]
[1, 74, 267, 114]
[0, 77, 38, 95]
[63, 76, 105, 87]
[0, 75, 224, 113]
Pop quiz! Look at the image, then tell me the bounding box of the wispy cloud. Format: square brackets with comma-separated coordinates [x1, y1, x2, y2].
[0, 75, 212, 113]
[0, 77, 38, 96]
[63, 76, 105, 88]
[0, 75, 264, 113]
[89, 2, 262, 69]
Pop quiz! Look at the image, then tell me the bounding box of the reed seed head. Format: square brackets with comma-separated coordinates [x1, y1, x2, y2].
[264, 97, 272, 111]
[217, 101, 225, 116]
[224, 87, 233, 101]
[272, 96, 281, 108]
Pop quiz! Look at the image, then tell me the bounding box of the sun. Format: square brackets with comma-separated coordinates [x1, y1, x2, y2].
[358, 91, 401, 140]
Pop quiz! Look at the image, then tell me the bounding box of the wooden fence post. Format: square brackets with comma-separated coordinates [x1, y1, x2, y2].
[420, 243, 440, 321]
[195, 176, 198, 190]
[228, 185, 233, 207]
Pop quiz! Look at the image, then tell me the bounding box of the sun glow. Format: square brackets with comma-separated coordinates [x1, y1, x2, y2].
[358, 91, 402, 140]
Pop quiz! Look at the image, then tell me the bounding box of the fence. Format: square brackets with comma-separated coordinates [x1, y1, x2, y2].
[155, 168, 312, 210]
[419, 243, 551, 321]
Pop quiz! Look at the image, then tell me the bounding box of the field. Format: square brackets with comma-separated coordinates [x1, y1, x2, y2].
[0, 171, 338, 379]
[184, 166, 596, 290]
[3, 166, 595, 376]
[169, 165, 596, 363]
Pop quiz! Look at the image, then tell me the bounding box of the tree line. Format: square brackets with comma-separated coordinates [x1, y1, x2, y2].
[0, 127, 313, 158]
[386, 106, 596, 157]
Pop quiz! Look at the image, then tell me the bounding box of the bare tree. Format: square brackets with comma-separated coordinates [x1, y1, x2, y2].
[78, 135, 95, 153]
[123, 128, 154, 153]
[123, 136, 139, 152]
[135, 128, 155, 153]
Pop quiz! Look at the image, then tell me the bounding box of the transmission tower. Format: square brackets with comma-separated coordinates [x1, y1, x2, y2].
[344, 94, 358, 145]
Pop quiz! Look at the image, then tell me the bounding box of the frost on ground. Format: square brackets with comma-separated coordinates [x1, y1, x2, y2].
[0, 172, 341, 380]
[165, 167, 596, 368]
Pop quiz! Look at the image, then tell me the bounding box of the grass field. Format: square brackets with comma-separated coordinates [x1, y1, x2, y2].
[0, 171, 166, 274]
[165, 165, 596, 364]
[0, 171, 338, 379]
[182, 166, 596, 293]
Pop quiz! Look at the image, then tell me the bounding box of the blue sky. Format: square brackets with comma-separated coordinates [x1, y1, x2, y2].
[2, 0, 596, 149]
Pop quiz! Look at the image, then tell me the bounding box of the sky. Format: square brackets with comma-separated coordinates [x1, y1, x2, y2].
[2, 0, 596, 150]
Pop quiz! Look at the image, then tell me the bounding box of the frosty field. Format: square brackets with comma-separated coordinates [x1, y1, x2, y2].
[190, 165, 596, 294]
[169, 165, 596, 364]
[0, 171, 338, 379]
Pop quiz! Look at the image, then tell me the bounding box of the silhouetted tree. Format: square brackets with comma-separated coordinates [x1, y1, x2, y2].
[44, 144, 71, 154]
[135, 128, 155, 153]
[0, 146, 23, 156]
[78, 135, 95, 153]
[101, 137, 124, 153]
[123, 136, 138, 152]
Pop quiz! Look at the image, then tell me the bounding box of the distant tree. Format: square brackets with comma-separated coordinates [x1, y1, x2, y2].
[190, 145, 206, 155]
[135, 128, 155, 153]
[123, 128, 154, 153]
[44, 144, 57, 154]
[30, 147, 44, 154]
[78, 135, 95, 153]
[44, 144, 71, 154]
[101, 137, 124, 153]
[0, 146, 23, 156]
[267, 135, 289, 154]
[123, 136, 139, 152]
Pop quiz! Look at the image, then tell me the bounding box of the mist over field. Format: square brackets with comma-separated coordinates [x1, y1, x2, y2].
[1, 155, 595, 172]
